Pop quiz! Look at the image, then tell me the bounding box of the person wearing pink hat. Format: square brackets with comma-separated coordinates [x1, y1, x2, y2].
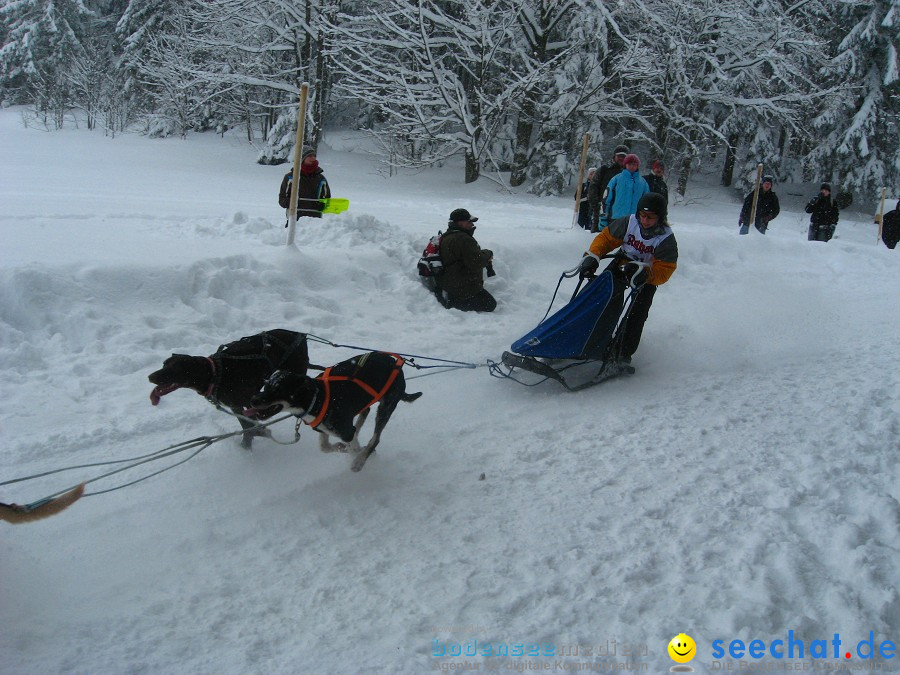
[602, 154, 649, 231]
[278, 146, 331, 223]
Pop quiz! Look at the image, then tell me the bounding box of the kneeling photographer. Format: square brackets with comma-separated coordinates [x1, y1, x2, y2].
[439, 208, 497, 313]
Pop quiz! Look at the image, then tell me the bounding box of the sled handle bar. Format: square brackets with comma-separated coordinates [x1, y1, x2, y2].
[562, 253, 621, 278]
[563, 254, 621, 304]
[622, 260, 651, 289]
[565, 255, 650, 292]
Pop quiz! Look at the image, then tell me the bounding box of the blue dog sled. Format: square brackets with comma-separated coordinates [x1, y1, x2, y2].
[491, 256, 647, 391]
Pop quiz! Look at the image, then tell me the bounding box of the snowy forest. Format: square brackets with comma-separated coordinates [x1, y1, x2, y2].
[1, 0, 897, 197]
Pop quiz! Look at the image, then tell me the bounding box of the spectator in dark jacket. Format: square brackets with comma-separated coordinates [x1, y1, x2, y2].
[805, 183, 840, 242]
[644, 160, 669, 204]
[576, 167, 596, 229]
[739, 175, 780, 234]
[278, 146, 331, 222]
[588, 145, 629, 232]
[439, 208, 497, 312]
[879, 200, 900, 249]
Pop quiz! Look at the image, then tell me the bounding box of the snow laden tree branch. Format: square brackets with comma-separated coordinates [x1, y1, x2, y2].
[328, 0, 548, 183]
[612, 0, 836, 195]
[0, 0, 895, 195]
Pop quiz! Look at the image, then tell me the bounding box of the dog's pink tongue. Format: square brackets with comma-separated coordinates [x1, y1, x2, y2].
[150, 384, 177, 406]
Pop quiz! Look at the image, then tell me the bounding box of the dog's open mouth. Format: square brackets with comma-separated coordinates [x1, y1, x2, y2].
[243, 404, 283, 420]
[149, 383, 180, 406]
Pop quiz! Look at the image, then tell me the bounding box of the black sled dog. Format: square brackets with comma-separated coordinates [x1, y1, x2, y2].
[148, 329, 311, 448]
[246, 351, 422, 472]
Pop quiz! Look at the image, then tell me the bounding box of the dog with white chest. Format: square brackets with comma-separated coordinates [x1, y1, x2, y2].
[246, 351, 422, 472]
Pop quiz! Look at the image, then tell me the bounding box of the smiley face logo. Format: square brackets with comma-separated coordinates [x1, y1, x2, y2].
[668, 633, 696, 663]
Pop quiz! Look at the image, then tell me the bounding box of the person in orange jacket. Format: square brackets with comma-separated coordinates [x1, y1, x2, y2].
[578, 192, 678, 363]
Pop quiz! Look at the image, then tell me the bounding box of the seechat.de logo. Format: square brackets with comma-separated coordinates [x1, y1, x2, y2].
[711, 630, 896, 662]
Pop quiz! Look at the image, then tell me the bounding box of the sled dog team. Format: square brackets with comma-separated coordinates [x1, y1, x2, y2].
[4, 191, 678, 524]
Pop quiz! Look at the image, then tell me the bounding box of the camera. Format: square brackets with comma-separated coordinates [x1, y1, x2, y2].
[486, 262, 496, 277]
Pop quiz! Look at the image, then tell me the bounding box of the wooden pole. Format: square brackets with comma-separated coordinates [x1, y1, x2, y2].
[572, 133, 590, 228]
[285, 83, 309, 247]
[875, 187, 887, 246]
[746, 163, 763, 233]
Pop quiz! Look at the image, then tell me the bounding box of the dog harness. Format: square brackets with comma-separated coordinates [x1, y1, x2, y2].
[307, 353, 405, 429]
[205, 331, 309, 405]
[203, 357, 218, 399]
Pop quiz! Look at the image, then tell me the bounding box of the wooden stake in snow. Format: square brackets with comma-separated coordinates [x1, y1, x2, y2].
[745, 163, 763, 234]
[285, 83, 310, 247]
[875, 187, 887, 246]
[572, 133, 590, 228]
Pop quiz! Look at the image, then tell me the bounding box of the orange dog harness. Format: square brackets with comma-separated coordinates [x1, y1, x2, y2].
[307, 353, 405, 429]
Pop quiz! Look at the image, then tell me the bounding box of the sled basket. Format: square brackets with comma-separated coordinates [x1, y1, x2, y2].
[512, 269, 624, 361]
[492, 265, 638, 390]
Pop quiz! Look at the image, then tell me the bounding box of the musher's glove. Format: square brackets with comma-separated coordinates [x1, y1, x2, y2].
[579, 256, 599, 279]
[622, 262, 649, 287]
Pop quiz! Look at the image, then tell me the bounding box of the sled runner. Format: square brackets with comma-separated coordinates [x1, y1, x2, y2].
[491, 256, 645, 391]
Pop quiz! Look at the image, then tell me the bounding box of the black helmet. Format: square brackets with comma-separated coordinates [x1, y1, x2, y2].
[636, 192, 667, 221]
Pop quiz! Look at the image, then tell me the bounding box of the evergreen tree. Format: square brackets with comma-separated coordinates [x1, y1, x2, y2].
[808, 0, 898, 193]
[114, 0, 183, 127]
[0, 0, 96, 123]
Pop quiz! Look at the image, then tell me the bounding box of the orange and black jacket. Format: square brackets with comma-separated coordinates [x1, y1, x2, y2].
[587, 216, 678, 286]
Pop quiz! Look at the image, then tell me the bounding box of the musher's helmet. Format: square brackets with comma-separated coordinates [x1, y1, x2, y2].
[636, 192, 667, 222]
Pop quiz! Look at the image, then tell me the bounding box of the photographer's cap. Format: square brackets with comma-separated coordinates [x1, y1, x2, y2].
[449, 208, 478, 223]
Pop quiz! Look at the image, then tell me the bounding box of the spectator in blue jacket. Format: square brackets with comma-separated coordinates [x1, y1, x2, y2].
[603, 154, 649, 230]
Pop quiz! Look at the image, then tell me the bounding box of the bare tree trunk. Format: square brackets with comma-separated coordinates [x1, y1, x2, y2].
[465, 150, 480, 184]
[310, 30, 327, 148]
[677, 133, 698, 197]
[510, 99, 535, 187]
[677, 155, 692, 197]
[721, 133, 739, 186]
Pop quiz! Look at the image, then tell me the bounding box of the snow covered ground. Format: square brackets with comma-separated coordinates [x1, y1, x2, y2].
[1, 108, 898, 674]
